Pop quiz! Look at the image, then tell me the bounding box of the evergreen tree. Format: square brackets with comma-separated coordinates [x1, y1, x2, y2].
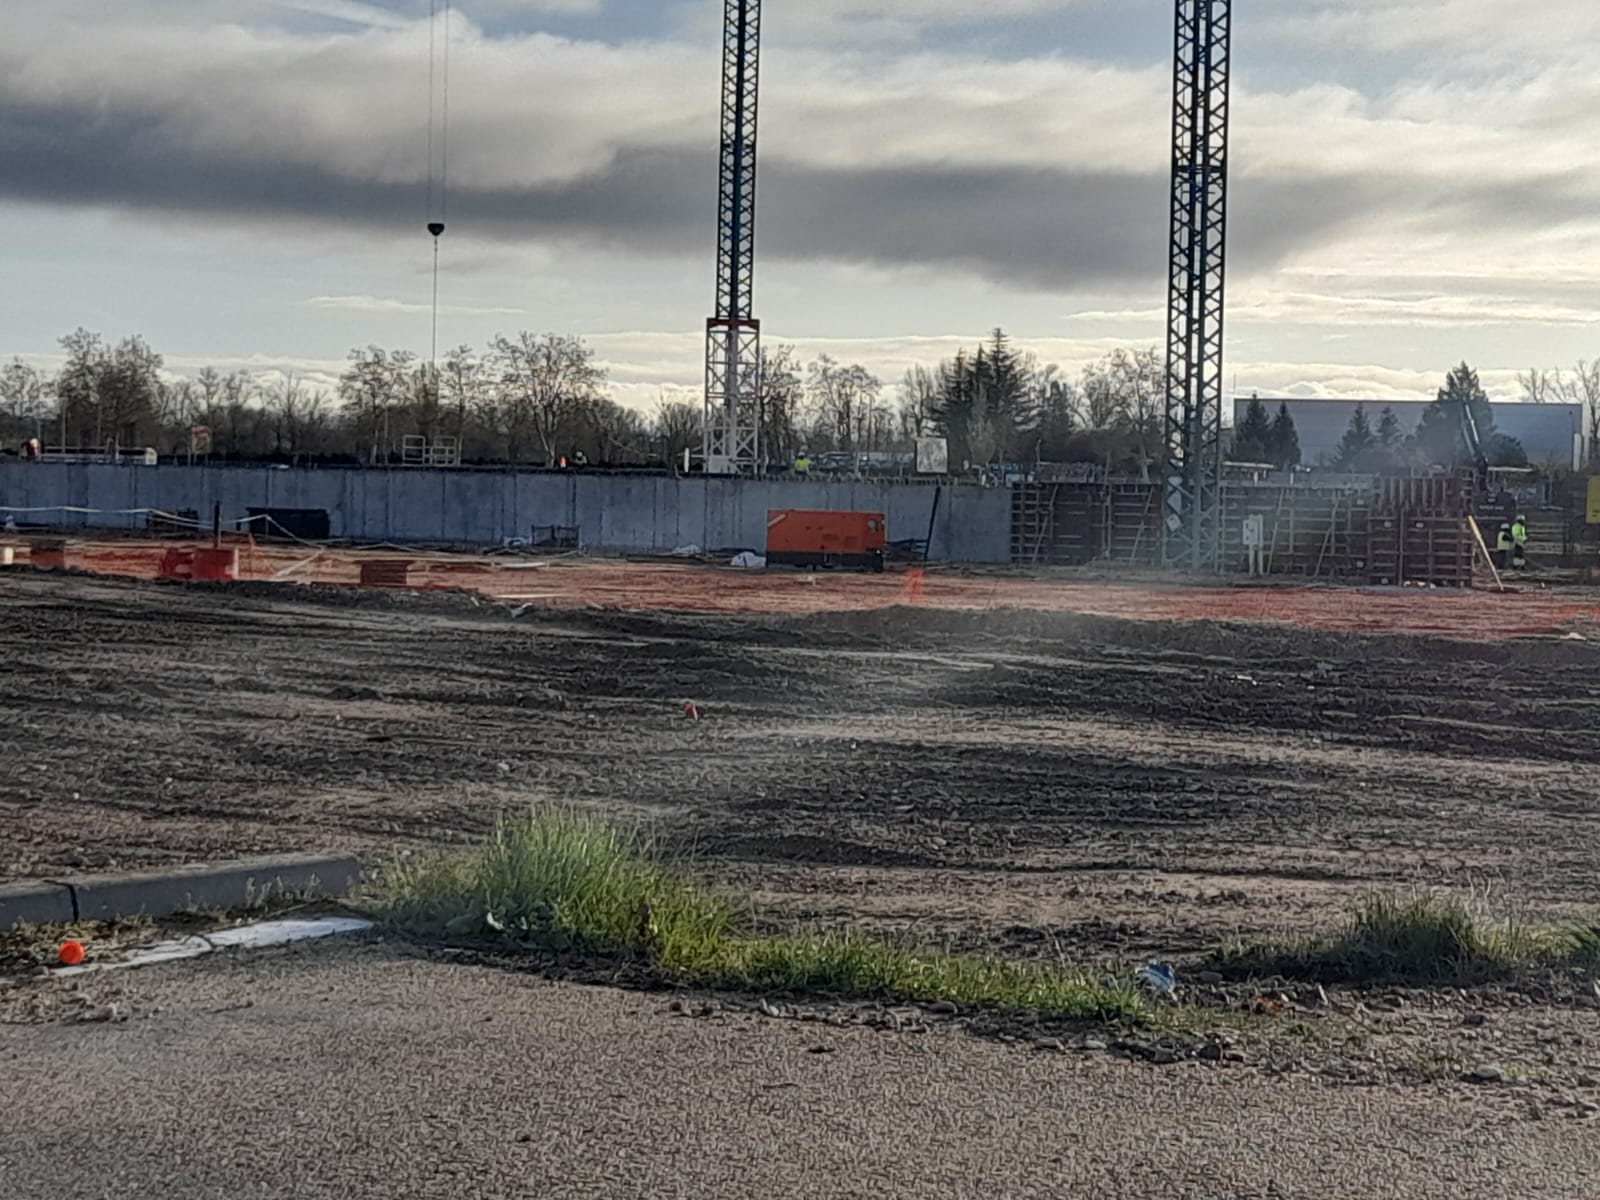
[932, 349, 978, 464]
[1268, 402, 1301, 469]
[1034, 377, 1077, 463]
[1376, 405, 1401, 447]
[1483, 432, 1529, 469]
[931, 329, 1042, 465]
[1334, 404, 1376, 469]
[976, 328, 1040, 456]
[1232, 397, 1272, 462]
[1413, 362, 1496, 467]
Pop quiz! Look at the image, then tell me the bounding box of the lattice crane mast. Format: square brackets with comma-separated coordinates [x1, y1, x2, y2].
[702, 0, 763, 475]
[1163, 0, 1233, 569]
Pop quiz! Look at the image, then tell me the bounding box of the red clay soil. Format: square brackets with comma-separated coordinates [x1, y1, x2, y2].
[12, 535, 1600, 641]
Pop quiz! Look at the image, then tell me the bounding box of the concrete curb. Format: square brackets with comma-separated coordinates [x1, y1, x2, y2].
[1, 855, 362, 930]
[0, 882, 77, 928]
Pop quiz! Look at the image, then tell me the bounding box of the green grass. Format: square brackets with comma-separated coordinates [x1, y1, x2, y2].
[1332, 893, 1545, 982]
[378, 810, 1142, 1022]
[694, 933, 1141, 1021]
[1567, 923, 1600, 968]
[1216, 892, 1596, 985]
[381, 811, 734, 962]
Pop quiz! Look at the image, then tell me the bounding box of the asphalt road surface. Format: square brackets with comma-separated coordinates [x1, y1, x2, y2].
[4, 940, 1597, 1200]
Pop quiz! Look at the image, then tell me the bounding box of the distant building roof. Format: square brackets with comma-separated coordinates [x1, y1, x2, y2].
[1231, 397, 1584, 466]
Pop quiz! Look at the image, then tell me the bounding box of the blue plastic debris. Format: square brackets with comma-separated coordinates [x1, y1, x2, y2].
[1137, 962, 1178, 997]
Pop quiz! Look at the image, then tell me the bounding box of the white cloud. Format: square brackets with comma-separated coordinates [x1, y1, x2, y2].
[306, 294, 524, 316]
[1264, 0, 1600, 65]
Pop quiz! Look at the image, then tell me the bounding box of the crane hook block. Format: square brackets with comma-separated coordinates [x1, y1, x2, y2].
[427, 221, 446, 238]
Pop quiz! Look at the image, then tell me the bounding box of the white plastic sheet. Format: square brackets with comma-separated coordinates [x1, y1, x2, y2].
[52, 916, 372, 978]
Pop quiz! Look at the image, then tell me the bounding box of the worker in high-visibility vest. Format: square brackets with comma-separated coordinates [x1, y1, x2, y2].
[1495, 521, 1514, 570]
[793, 450, 811, 477]
[1511, 514, 1529, 570]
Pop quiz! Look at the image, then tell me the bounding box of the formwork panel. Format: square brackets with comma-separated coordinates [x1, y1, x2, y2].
[1013, 474, 1480, 586]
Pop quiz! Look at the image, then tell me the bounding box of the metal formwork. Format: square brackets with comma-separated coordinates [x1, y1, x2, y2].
[1013, 473, 1482, 586]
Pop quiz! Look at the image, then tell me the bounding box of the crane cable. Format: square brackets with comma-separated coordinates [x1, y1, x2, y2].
[427, 0, 451, 377]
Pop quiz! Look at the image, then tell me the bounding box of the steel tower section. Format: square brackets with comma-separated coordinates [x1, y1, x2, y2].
[1162, 0, 1232, 569]
[703, 0, 763, 475]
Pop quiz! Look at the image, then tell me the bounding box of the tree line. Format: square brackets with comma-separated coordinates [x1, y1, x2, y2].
[0, 329, 1573, 475]
[0, 330, 643, 468]
[0, 326, 1197, 474]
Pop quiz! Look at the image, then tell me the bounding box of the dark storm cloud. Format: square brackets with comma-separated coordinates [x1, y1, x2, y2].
[760, 162, 1380, 288]
[0, 89, 1554, 291]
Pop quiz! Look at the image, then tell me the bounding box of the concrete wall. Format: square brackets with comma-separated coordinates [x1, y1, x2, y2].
[0, 463, 1013, 564]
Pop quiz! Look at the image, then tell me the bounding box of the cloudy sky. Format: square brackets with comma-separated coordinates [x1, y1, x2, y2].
[2, 0, 1598, 410]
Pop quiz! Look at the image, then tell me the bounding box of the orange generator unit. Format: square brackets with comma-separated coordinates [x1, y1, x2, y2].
[766, 509, 887, 572]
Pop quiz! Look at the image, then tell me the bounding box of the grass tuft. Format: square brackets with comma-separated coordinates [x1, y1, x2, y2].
[1216, 891, 1592, 985]
[1566, 923, 1600, 968]
[1333, 893, 1537, 983]
[381, 810, 733, 960]
[378, 810, 1140, 1022]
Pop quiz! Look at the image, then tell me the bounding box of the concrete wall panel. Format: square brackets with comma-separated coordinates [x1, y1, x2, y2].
[0, 464, 1012, 564]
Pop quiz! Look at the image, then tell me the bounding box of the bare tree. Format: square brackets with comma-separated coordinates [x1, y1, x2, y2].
[569, 397, 646, 464]
[261, 374, 329, 456]
[1519, 369, 1559, 404]
[486, 333, 608, 466]
[0, 358, 50, 444]
[654, 398, 702, 468]
[898, 364, 939, 440]
[401, 363, 443, 442]
[1520, 361, 1600, 465]
[194, 367, 226, 425]
[153, 378, 198, 454]
[53, 330, 164, 450]
[1081, 347, 1163, 480]
[964, 385, 1002, 467]
[53, 328, 103, 448]
[1568, 361, 1600, 465]
[215, 371, 260, 457]
[758, 346, 804, 466]
[806, 355, 882, 454]
[440, 344, 482, 446]
[339, 346, 415, 464]
[1080, 364, 1122, 429]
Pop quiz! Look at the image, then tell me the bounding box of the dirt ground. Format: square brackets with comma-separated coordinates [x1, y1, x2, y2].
[6, 567, 1600, 1092]
[7, 566, 1600, 946]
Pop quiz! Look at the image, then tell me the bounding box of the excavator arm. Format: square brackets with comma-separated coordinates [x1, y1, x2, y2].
[1455, 398, 1490, 491]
